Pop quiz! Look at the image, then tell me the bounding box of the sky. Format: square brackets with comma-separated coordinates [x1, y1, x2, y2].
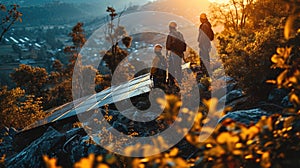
[208, 0, 229, 3]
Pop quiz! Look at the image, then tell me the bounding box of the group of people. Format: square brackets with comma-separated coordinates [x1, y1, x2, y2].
[150, 13, 214, 89]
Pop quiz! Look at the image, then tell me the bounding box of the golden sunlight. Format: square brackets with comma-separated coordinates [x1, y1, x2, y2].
[208, 0, 230, 4]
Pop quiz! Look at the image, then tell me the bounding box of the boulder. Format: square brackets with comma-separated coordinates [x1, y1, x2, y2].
[0, 127, 9, 136]
[8, 127, 18, 137]
[219, 90, 244, 105]
[65, 127, 86, 140]
[0, 127, 16, 158]
[6, 126, 64, 168]
[226, 82, 237, 93]
[219, 108, 270, 126]
[135, 101, 150, 110]
[281, 96, 293, 108]
[217, 76, 235, 83]
[268, 88, 288, 104]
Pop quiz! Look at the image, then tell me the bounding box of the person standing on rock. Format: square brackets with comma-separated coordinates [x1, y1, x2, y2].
[198, 13, 214, 76]
[166, 21, 186, 86]
[150, 44, 167, 88]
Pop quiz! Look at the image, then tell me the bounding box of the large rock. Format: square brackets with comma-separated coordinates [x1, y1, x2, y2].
[212, 76, 237, 101]
[0, 127, 9, 137]
[6, 127, 64, 168]
[219, 108, 270, 126]
[68, 135, 107, 164]
[219, 89, 244, 105]
[0, 127, 16, 158]
[268, 88, 288, 104]
[217, 76, 235, 83]
[226, 82, 237, 93]
[65, 127, 86, 140]
[281, 96, 293, 108]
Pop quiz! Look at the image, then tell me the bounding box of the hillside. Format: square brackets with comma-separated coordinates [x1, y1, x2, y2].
[1, 0, 151, 8]
[141, 0, 210, 24]
[2, 0, 152, 26]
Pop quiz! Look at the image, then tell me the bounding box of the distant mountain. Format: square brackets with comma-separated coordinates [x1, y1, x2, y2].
[17, 3, 93, 26]
[0, 0, 155, 27]
[1, 0, 152, 8]
[1, 0, 154, 26]
[141, 0, 210, 24]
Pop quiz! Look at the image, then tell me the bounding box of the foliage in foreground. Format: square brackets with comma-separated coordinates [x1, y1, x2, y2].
[43, 109, 300, 168]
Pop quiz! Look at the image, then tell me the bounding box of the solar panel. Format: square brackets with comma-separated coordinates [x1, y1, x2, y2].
[22, 73, 152, 131]
[22, 62, 191, 132]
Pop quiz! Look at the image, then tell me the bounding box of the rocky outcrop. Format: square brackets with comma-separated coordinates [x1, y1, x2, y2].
[6, 127, 64, 167]
[218, 108, 270, 126]
[5, 125, 107, 168]
[268, 88, 288, 105]
[0, 103, 167, 167]
[219, 89, 245, 105]
[0, 127, 17, 158]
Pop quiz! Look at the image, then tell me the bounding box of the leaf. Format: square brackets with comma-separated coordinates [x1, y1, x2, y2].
[260, 152, 271, 168]
[276, 48, 285, 56]
[204, 145, 225, 157]
[74, 154, 95, 168]
[169, 148, 179, 157]
[266, 80, 276, 84]
[245, 154, 254, 160]
[284, 116, 294, 128]
[43, 155, 62, 168]
[264, 141, 273, 148]
[216, 132, 231, 144]
[271, 54, 284, 65]
[174, 157, 189, 167]
[105, 154, 116, 164]
[203, 98, 218, 114]
[97, 163, 110, 168]
[290, 93, 300, 105]
[277, 70, 288, 86]
[284, 15, 295, 40]
[233, 150, 243, 155]
[288, 76, 298, 84]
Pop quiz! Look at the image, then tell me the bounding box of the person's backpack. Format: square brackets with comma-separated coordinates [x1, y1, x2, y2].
[201, 22, 214, 41]
[207, 27, 214, 41]
[173, 31, 186, 56]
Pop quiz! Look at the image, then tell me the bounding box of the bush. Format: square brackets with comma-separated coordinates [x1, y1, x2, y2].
[0, 87, 45, 129]
[218, 20, 284, 99]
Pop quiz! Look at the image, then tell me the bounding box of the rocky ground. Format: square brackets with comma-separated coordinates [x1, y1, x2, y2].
[0, 71, 295, 167]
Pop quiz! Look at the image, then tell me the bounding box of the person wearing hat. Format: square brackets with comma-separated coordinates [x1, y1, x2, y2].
[150, 44, 167, 88]
[198, 13, 214, 75]
[166, 21, 186, 86]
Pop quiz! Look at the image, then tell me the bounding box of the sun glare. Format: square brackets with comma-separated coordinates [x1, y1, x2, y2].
[208, 0, 230, 4]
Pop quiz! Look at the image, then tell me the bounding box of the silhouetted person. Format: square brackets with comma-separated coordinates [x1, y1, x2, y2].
[150, 44, 167, 88]
[198, 13, 214, 76]
[166, 21, 186, 86]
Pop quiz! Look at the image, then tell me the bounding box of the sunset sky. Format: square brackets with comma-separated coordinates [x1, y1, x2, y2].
[208, 0, 230, 3]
